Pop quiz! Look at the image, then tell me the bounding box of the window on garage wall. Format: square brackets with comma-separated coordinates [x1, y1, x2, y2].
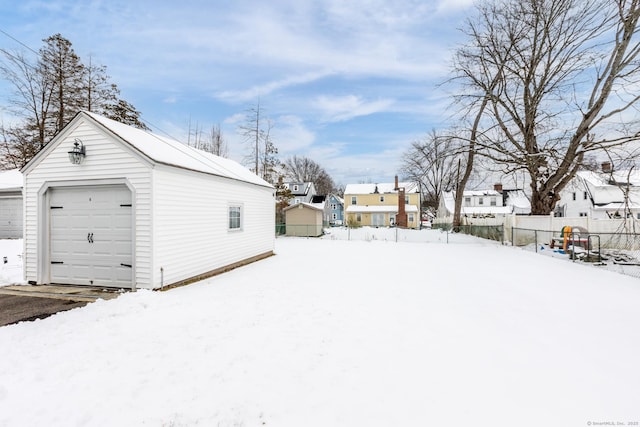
[229, 205, 242, 230]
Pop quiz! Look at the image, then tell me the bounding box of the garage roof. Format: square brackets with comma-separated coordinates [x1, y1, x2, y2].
[0, 169, 22, 192]
[85, 112, 272, 188]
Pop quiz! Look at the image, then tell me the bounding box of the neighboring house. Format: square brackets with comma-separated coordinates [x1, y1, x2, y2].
[556, 164, 640, 219]
[285, 182, 317, 205]
[344, 177, 421, 229]
[0, 169, 23, 239]
[21, 111, 275, 290]
[284, 202, 323, 237]
[325, 193, 344, 226]
[437, 184, 531, 220]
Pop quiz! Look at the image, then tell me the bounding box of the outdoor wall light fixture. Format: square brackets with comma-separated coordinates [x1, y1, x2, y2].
[68, 138, 86, 164]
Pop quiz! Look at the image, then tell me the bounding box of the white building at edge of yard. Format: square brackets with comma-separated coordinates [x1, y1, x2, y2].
[0, 169, 23, 239]
[556, 166, 640, 219]
[21, 111, 275, 290]
[437, 185, 531, 221]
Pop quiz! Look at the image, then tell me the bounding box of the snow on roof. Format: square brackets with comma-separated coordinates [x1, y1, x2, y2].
[86, 112, 272, 188]
[283, 202, 323, 211]
[578, 169, 640, 187]
[464, 189, 501, 197]
[345, 205, 419, 213]
[0, 169, 22, 191]
[327, 193, 344, 204]
[593, 202, 640, 211]
[344, 182, 419, 194]
[504, 190, 531, 210]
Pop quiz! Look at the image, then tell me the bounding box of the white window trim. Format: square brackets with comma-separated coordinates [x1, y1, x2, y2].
[228, 204, 243, 231]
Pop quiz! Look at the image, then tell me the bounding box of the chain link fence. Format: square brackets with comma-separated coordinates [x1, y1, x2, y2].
[433, 223, 504, 244]
[276, 224, 504, 244]
[512, 227, 640, 279]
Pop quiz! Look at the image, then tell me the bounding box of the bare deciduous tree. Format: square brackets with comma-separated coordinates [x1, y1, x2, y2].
[283, 155, 336, 195]
[400, 130, 463, 210]
[238, 100, 279, 182]
[453, 0, 640, 214]
[0, 33, 147, 167]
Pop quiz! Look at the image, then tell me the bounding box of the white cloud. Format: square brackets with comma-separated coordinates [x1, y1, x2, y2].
[215, 70, 335, 103]
[223, 113, 246, 126]
[435, 0, 476, 13]
[314, 95, 395, 122]
[272, 115, 316, 153]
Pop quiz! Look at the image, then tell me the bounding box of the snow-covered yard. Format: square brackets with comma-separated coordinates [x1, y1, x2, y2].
[0, 236, 639, 426]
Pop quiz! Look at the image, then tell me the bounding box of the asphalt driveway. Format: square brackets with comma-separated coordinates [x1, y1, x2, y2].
[0, 294, 88, 327]
[0, 285, 123, 327]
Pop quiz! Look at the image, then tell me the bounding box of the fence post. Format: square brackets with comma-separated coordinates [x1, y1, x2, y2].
[511, 227, 515, 246]
[535, 230, 538, 253]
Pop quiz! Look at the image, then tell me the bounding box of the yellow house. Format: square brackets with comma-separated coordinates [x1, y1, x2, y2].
[344, 178, 421, 229]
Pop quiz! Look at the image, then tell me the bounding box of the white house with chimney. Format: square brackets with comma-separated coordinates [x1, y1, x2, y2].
[556, 162, 640, 219]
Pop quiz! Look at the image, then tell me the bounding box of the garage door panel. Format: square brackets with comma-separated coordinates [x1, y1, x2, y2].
[49, 185, 132, 288]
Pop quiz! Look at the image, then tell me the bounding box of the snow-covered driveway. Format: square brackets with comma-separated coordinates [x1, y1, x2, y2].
[0, 237, 638, 426]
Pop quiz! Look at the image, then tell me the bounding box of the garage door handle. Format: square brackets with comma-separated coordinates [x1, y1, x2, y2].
[87, 232, 94, 243]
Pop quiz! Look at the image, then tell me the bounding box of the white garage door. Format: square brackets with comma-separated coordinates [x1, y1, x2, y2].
[0, 196, 22, 239]
[49, 185, 132, 288]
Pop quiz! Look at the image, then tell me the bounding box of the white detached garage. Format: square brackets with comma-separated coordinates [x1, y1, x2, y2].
[0, 169, 23, 239]
[22, 111, 275, 290]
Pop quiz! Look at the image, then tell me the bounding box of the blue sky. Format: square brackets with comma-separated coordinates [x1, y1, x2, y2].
[0, 0, 475, 185]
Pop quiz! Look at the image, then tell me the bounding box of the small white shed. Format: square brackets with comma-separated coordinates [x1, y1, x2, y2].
[21, 111, 275, 290]
[0, 169, 23, 239]
[284, 202, 323, 237]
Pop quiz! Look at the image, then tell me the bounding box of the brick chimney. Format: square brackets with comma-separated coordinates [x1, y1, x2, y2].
[494, 183, 503, 192]
[601, 162, 612, 173]
[396, 187, 408, 228]
[394, 175, 399, 190]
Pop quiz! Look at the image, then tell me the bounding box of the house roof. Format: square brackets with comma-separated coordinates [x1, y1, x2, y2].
[576, 170, 638, 205]
[23, 112, 272, 189]
[504, 190, 531, 212]
[578, 169, 640, 187]
[286, 182, 314, 196]
[344, 182, 419, 194]
[345, 205, 419, 213]
[0, 169, 22, 191]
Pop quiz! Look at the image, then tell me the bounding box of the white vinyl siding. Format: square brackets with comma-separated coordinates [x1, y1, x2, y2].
[152, 165, 274, 288]
[23, 120, 152, 288]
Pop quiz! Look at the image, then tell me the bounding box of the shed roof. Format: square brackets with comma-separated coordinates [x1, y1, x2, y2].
[0, 169, 22, 191]
[283, 202, 323, 212]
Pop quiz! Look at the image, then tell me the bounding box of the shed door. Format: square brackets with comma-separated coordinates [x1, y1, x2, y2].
[49, 185, 132, 288]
